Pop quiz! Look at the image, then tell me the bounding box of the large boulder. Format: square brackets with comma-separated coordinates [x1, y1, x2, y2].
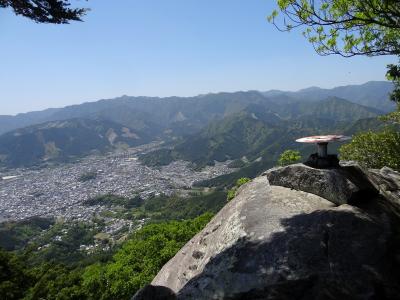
[152, 177, 335, 295]
[142, 164, 400, 299]
[367, 166, 400, 215]
[264, 163, 376, 205]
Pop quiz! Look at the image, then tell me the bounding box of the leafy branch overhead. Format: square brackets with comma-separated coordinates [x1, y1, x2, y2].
[269, 0, 400, 57]
[0, 0, 88, 23]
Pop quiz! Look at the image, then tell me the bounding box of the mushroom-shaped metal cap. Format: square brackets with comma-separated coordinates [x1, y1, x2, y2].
[296, 135, 351, 144]
[296, 135, 351, 158]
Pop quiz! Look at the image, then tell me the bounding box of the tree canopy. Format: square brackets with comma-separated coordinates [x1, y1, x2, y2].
[269, 0, 400, 57]
[0, 0, 88, 23]
[340, 128, 400, 169]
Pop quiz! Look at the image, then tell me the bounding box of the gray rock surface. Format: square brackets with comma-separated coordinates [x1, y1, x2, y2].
[152, 177, 335, 295]
[145, 164, 400, 300]
[367, 166, 400, 214]
[264, 163, 376, 205]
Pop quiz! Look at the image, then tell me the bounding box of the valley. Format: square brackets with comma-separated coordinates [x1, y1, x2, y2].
[0, 82, 393, 226]
[0, 142, 234, 223]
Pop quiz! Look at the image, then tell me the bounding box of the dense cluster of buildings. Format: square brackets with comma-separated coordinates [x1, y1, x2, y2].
[0, 143, 233, 223]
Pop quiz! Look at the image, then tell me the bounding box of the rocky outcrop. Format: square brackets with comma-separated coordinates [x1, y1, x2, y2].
[367, 166, 400, 216]
[152, 178, 335, 295]
[263, 163, 376, 205]
[137, 163, 400, 300]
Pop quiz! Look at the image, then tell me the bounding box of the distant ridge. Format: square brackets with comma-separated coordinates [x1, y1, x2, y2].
[0, 81, 393, 137]
[262, 81, 394, 112]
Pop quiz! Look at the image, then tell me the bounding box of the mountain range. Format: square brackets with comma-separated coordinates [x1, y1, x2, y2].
[0, 81, 394, 168]
[262, 81, 394, 112]
[140, 97, 383, 169]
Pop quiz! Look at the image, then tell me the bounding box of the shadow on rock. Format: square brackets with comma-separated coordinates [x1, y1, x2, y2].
[132, 285, 176, 300]
[176, 208, 400, 300]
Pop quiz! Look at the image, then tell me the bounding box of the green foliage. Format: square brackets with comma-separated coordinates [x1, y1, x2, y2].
[236, 177, 251, 187]
[380, 111, 400, 124]
[133, 191, 227, 222]
[226, 189, 236, 201]
[25, 221, 106, 267]
[0, 217, 54, 251]
[23, 265, 86, 300]
[278, 150, 302, 166]
[227, 177, 251, 201]
[270, 0, 400, 57]
[340, 128, 400, 169]
[81, 213, 213, 300]
[0, 190, 221, 299]
[387, 62, 400, 105]
[0, 249, 95, 300]
[0, 213, 213, 300]
[0, 249, 33, 300]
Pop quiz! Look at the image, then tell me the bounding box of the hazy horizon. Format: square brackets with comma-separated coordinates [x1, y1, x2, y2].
[1, 80, 391, 116]
[0, 1, 397, 115]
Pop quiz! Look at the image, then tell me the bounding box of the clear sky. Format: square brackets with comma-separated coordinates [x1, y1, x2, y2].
[0, 0, 397, 115]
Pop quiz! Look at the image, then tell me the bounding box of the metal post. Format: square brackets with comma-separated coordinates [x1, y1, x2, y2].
[317, 142, 328, 158]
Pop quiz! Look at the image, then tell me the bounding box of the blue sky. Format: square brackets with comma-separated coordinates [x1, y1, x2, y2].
[0, 0, 396, 115]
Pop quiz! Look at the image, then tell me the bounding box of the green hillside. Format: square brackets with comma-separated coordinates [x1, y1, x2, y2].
[140, 97, 382, 170]
[274, 97, 382, 121]
[0, 119, 147, 168]
[140, 111, 280, 168]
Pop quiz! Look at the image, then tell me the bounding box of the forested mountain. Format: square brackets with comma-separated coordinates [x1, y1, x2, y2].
[0, 91, 273, 137]
[141, 111, 282, 168]
[0, 119, 147, 167]
[0, 82, 390, 168]
[140, 98, 382, 169]
[0, 81, 392, 137]
[263, 81, 394, 112]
